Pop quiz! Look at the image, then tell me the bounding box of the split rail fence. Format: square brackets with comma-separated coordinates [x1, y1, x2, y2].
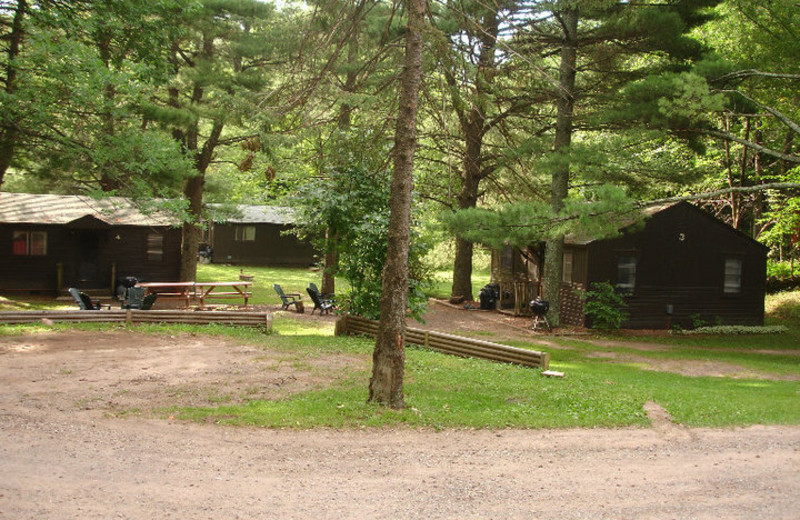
[335, 315, 549, 369]
[0, 310, 272, 329]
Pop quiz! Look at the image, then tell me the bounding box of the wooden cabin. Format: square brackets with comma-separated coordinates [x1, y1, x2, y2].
[491, 202, 768, 329]
[0, 192, 181, 294]
[206, 204, 316, 267]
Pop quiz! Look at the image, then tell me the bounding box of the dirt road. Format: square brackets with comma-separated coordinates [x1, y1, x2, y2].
[1, 323, 799, 519]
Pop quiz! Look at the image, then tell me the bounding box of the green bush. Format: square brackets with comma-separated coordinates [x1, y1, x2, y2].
[681, 325, 789, 335]
[582, 281, 629, 331]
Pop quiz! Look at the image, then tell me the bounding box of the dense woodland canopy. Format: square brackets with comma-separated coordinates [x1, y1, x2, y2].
[2, 0, 799, 315]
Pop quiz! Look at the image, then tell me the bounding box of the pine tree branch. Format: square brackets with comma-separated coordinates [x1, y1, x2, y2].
[701, 129, 800, 164]
[715, 69, 800, 83]
[718, 89, 800, 137]
[642, 183, 800, 207]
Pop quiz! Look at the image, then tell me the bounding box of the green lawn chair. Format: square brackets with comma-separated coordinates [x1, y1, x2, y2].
[273, 284, 302, 311]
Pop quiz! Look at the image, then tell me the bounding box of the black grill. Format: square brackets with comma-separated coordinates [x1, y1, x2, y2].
[529, 298, 551, 331]
[529, 298, 549, 316]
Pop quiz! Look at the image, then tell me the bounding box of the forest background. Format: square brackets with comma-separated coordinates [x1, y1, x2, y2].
[2, 0, 799, 322]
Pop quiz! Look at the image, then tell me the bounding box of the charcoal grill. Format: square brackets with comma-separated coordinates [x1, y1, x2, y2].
[529, 297, 551, 331]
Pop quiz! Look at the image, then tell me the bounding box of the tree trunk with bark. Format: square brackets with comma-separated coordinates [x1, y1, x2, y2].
[0, 0, 27, 189]
[448, 9, 500, 302]
[450, 115, 484, 301]
[368, 0, 426, 409]
[542, 9, 578, 327]
[179, 120, 223, 282]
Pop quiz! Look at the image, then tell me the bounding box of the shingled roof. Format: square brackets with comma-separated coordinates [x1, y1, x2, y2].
[0, 192, 176, 226]
[208, 203, 297, 225]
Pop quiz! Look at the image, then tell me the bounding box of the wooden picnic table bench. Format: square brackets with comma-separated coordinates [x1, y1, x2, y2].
[137, 281, 253, 308]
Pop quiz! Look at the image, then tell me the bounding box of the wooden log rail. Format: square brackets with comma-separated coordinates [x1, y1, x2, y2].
[335, 315, 549, 369]
[0, 310, 272, 329]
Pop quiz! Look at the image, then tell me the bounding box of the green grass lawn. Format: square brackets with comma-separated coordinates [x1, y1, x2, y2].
[171, 310, 800, 429]
[195, 264, 330, 306]
[2, 267, 799, 430]
[194, 264, 491, 305]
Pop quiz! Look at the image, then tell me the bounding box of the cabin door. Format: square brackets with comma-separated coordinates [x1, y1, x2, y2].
[76, 231, 101, 285]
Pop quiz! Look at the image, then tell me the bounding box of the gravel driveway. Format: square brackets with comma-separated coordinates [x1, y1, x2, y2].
[1, 320, 799, 519]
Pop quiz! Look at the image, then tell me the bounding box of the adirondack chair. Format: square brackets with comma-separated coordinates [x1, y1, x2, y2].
[68, 287, 109, 310]
[273, 283, 302, 311]
[122, 286, 145, 309]
[308, 282, 334, 300]
[141, 293, 158, 310]
[306, 284, 335, 315]
[122, 287, 158, 310]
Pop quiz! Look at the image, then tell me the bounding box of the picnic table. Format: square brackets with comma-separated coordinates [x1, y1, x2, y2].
[137, 281, 253, 308]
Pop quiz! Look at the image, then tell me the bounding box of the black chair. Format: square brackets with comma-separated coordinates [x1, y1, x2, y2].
[122, 287, 157, 310]
[123, 286, 145, 309]
[306, 284, 335, 315]
[273, 284, 302, 311]
[308, 282, 334, 300]
[68, 287, 109, 310]
[142, 293, 158, 310]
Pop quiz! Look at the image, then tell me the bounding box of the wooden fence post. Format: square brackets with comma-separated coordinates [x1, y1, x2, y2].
[334, 316, 349, 336]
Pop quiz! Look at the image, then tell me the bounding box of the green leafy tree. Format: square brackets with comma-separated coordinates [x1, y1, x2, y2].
[292, 165, 430, 320]
[419, 0, 535, 301]
[0, 0, 193, 195]
[443, 0, 720, 325]
[614, 1, 800, 241]
[149, 0, 301, 280]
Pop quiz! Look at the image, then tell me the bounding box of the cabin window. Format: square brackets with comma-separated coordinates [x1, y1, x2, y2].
[562, 251, 573, 283]
[235, 225, 256, 242]
[147, 233, 163, 262]
[12, 231, 47, 256]
[616, 255, 637, 292]
[723, 258, 743, 294]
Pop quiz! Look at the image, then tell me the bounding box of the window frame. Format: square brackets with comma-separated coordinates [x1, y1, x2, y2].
[616, 255, 637, 294]
[562, 251, 573, 283]
[146, 233, 164, 262]
[12, 230, 47, 256]
[234, 225, 256, 242]
[723, 257, 743, 295]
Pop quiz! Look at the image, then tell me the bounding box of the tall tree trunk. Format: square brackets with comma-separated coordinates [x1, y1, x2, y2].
[368, 0, 425, 409]
[96, 26, 121, 192]
[448, 9, 499, 302]
[542, 8, 578, 327]
[321, 240, 338, 296]
[179, 121, 224, 282]
[451, 117, 483, 300]
[451, 236, 474, 300]
[0, 0, 27, 189]
[180, 174, 204, 282]
[322, 38, 361, 296]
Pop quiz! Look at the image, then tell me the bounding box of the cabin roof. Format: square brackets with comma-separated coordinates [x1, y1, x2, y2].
[565, 201, 767, 251]
[209, 203, 297, 225]
[565, 202, 678, 246]
[0, 192, 176, 226]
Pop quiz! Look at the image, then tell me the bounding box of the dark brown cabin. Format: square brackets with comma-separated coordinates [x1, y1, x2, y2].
[0, 192, 182, 294]
[492, 202, 768, 329]
[206, 204, 316, 267]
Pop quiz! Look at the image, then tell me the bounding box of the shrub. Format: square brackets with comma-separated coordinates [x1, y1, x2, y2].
[582, 281, 629, 331]
[680, 325, 789, 335]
